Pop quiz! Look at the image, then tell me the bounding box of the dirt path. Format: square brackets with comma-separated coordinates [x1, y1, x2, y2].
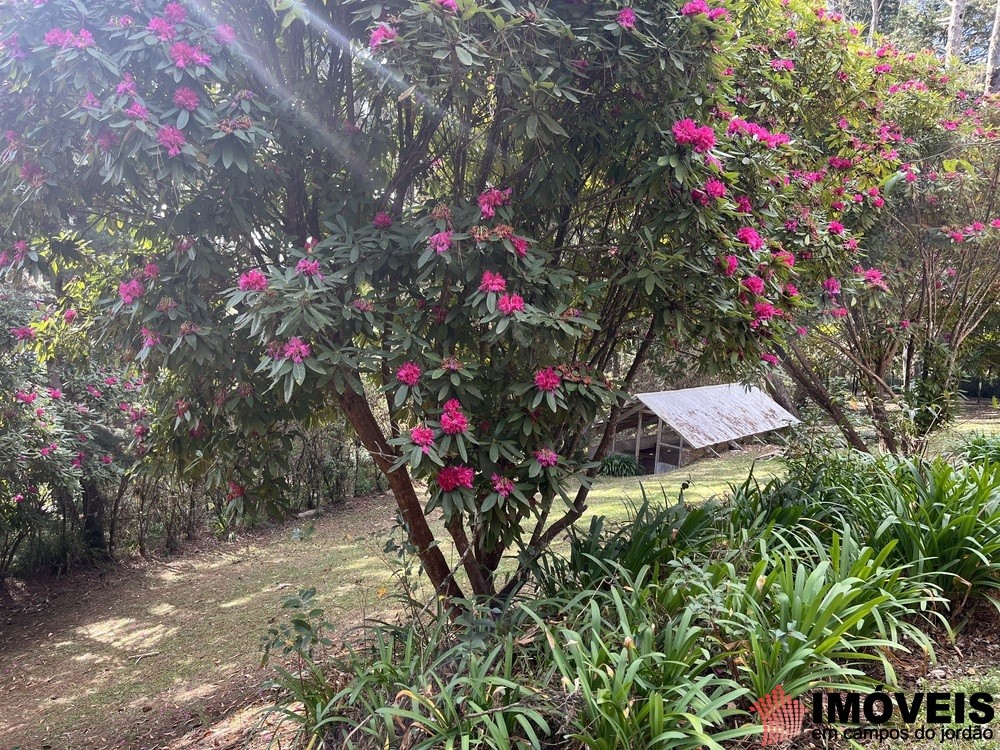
[0, 494, 400, 750]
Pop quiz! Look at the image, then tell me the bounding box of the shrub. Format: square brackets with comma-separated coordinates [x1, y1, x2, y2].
[956, 434, 1000, 465]
[849, 459, 1000, 613]
[599, 453, 642, 478]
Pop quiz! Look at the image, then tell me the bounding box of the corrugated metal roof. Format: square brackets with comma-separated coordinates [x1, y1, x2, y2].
[634, 383, 799, 449]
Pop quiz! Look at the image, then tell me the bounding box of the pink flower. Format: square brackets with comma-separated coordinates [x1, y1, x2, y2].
[680, 0, 709, 15]
[491, 474, 515, 498]
[81, 92, 101, 109]
[163, 3, 187, 23]
[15, 391, 37, 404]
[743, 276, 765, 295]
[282, 337, 311, 363]
[214, 25, 236, 45]
[352, 299, 374, 312]
[761, 353, 779, 366]
[498, 293, 525, 315]
[479, 271, 507, 293]
[295, 258, 322, 277]
[124, 102, 149, 121]
[900, 319, 911, 329]
[119, 278, 145, 304]
[736, 226, 764, 251]
[534, 367, 561, 392]
[141, 327, 161, 347]
[44, 28, 74, 48]
[753, 301, 779, 321]
[46, 388, 62, 400]
[429, 231, 452, 254]
[478, 187, 512, 218]
[173, 87, 200, 111]
[770, 58, 795, 71]
[40, 443, 58, 457]
[785, 283, 799, 296]
[704, 178, 726, 199]
[64, 309, 78, 323]
[148, 18, 177, 41]
[410, 426, 435, 453]
[396, 362, 422, 386]
[227, 481, 245, 499]
[369, 24, 397, 50]
[533, 448, 559, 467]
[373, 211, 393, 229]
[437, 0, 458, 11]
[863, 267, 888, 291]
[707, 7, 730, 20]
[736, 195, 753, 213]
[617, 7, 637, 28]
[238, 269, 268, 291]
[169, 41, 211, 68]
[142, 262, 159, 279]
[441, 400, 469, 435]
[823, 277, 841, 295]
[437, 465, 475, 492]
[11, 326, 35, 341]
[772, 250, 795, 267]
[672, 119, 715, 153]
[830, 307, 849, 318]
[828, 220, 845, 235]
[721, 255, 738, 277]
[511, 237, 529, 257]
[157, 125, 186, 156]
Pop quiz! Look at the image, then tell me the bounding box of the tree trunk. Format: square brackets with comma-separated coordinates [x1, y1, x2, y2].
[988, 0, 1000, 92]
[868, 0, 881, 44]
[336, 384, 465, 602]
[81, 478, 108, 554]
[764, 373, 799, 418]
[779, 346, 871, 453]
[946, 0, 967, 64]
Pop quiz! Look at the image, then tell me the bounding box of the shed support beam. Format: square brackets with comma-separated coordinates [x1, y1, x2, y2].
[635, 410, 642, 461]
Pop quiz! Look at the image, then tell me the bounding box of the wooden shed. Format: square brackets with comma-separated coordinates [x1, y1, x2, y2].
[602, 383, 799, 474]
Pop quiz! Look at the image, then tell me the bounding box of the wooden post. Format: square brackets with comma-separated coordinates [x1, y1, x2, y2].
[654, 418, 662, 473]
[635, 410, 642, 461]
[678, 434, 684, 467]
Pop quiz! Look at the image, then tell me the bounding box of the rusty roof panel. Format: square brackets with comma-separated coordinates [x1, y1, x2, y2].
[634, 383, 799, 449]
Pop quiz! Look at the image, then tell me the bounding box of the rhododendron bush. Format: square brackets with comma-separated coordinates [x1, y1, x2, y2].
[0, 0, 987, 598]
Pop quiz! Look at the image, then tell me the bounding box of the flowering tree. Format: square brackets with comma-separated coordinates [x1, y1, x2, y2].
[0, 0, 970, 599]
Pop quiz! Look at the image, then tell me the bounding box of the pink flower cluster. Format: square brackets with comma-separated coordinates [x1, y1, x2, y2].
[720, 255, 738, 277]
[726, 118, 790, 148]
[440, 399, 469, 435]
[617, 7, 637, 29]
[680, 0, 709, 15]
[743, 275, 765, 295]
[396, 362, 421, 386]
[157, 125, 186, 156]
[148, 17, 177, 41]
[238, 269, 268, 291]
[478, 187, 512, 219]
[534, 448, 558, 467]
[429, 231, 452, 254]
[437, 465, 474, 492]
[492, 474, 515, 497]
[173, 87, 200, 110]
[369, 24, 397, 50]
[295, 258, 322, 277]
[169, 41, 211, 68]
[118, 278, 145, 304]
[373, 211, 393, 229]
[736, 226, 764, 251]
[534, 367, 561, 392]
[823, 277, 841, 295]
[282, 337, 311, 363]
[498, 293, 524, 315]
[770, 58, 795, 71]
[672, 119, 715, 153]
[43, 28, 95, 49]
[410, 425, 435, 453]
[141, 327, 161, 347]
[479, 271, 507, 293]
[163, 2, 187, 23]
[860, 267, 888, 291]
[10, 326, 35, 341]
